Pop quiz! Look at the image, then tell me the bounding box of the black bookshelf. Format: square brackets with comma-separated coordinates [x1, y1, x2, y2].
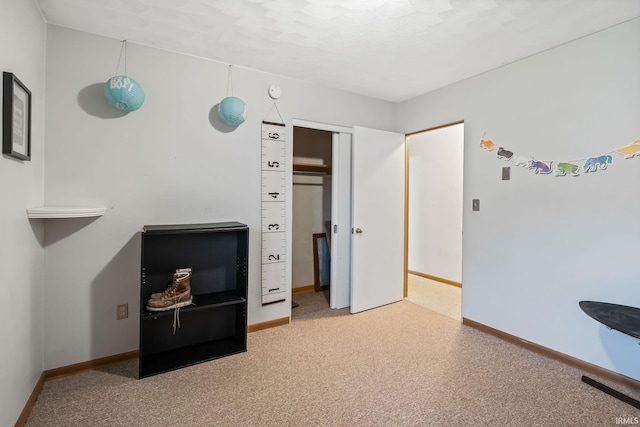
[139, 222, 248, 378]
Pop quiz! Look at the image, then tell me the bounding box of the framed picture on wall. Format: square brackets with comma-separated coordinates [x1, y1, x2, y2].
[2, 72, 32, 161]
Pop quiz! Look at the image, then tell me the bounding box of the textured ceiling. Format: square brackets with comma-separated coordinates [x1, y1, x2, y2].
[35, 0, 640, 102]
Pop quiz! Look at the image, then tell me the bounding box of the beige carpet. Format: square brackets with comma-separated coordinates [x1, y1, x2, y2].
[406, 274, 461, 321]
[26, 291, 640, 426]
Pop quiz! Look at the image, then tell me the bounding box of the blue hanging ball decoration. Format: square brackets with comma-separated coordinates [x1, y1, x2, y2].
[104, 75, 145, 112]
[218, 96, 247, 126]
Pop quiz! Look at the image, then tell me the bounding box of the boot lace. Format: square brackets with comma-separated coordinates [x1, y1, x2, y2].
[172, 306, 181, 334]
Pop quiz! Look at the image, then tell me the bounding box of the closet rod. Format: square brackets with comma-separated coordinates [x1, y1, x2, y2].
[293, 170, 330, 176]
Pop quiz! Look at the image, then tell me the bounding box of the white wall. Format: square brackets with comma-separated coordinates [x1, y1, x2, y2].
[408, 123, 463, 282]
[398, 18, 640, 380]
[43, 25, 397, 369]
[0, 1, 46, 425]
[292, 174, 326, 288]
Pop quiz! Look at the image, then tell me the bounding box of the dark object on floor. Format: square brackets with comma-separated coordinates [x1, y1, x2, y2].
[581, 376, 640, 410]
[579, 301, 640, 409]
[292, 301, 299, 308]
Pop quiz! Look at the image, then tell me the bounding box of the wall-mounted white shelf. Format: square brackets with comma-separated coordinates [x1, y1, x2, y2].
[26, 206, 107, 219]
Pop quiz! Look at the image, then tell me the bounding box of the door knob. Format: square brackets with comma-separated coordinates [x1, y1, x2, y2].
[355, 228, 363, 234]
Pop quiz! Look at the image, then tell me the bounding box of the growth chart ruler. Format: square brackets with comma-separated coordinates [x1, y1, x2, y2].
[261, 121, 287, 305]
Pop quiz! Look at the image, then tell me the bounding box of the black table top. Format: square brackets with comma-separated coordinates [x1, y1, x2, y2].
[579, 301, 640, 340]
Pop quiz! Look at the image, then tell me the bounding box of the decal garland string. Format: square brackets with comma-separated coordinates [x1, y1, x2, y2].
[479, 134, 640, 176]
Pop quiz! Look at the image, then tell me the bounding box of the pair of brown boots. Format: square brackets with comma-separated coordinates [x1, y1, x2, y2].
[146, 268, 193, 312]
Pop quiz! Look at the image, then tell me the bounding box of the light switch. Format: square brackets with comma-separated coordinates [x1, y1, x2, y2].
[502, 167, 511, 180]
[472, 199, 480, 211]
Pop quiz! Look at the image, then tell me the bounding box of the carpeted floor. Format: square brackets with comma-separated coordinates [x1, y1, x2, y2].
[406, 274, 461, 321]
[26, 291, 640, 426]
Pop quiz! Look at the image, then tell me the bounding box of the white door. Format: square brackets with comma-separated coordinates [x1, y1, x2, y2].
[330, 132, 352, 309]
[350, 126, 406, 313]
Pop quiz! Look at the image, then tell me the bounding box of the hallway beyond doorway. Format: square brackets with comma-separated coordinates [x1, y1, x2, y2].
[406, 273, 461, 321]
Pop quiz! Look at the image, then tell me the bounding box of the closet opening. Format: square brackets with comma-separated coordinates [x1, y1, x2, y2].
[291, 126, 333, 313]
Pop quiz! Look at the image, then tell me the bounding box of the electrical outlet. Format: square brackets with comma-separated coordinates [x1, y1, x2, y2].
[117, 303, 128, 320]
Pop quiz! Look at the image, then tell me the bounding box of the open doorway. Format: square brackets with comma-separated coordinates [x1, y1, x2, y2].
[405, 121, 464, 320]
[291, 126, 333, 313]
